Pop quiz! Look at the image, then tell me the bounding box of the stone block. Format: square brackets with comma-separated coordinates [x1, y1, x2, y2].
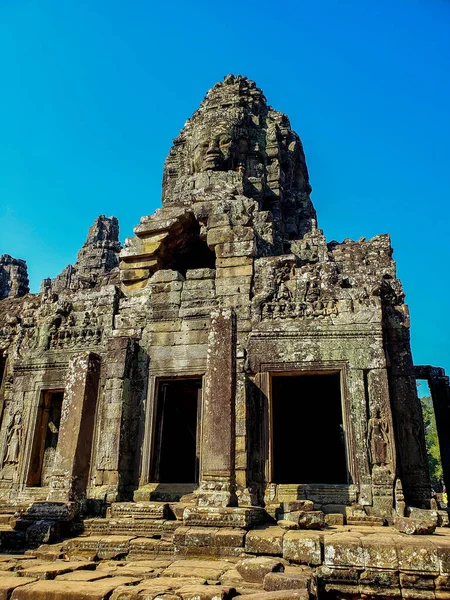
[207, 226, 253, 246]
[359, 569, 400, 597]
[25, 520, 59, 548]
[0, 577, 36, 599]
[215, 241, 255, 258]
[400, 573, 436, 590]
[315, 565, 360, 597]
[110, 502, 170, 519]
[432, 538, 450, 575]
[183, 506, 265, 529]
[151, 281, 184, 293]
[181, 289, 216, 302]
[176, 585, 236, 600]
[397, 538, 439, 573]
[165, 563, 226, 581]
[297, 511, 325, 530]
[208, 213, 231, 228]
[214, 528, 246, 548]
[283, 531, 322, 566]
[120, 268, 150, 282]
[263, 572, 310, 592]
[23, 502, 78, 522]
[277, 520, 298, 530]
[18, 561, 95, 580]
[236, 591, 308, 600]
[215, 277, 252, 295]
[236, 557, 284, 583]
[245, 527, 285, 556]
[323, 533, 367, 567]
[216, 265, 253, 278]
[150, 270, 185, 283]
[324, 513, 344, 526]
[151, 291, 181, 305]
[184, 527, 217, 548]
[361, 534, 398, 569]
[121, 234, 168, 259]
[394, 516, 436, 535]
[407, 507, 439, 526]
[186, 269, 216, 280]
[119, 258, 158, 270]
[11, 577, 141, 599]
[279, 501, 314, 514]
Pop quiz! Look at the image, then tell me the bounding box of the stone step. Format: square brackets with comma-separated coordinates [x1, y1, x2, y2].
[127, 537, 176, 559]
[134, 483, 197, 502]
[183, 506, 267, 529]
[63, 535, 137, 560]
[85, 517, 178, 537]
[346, 515, 386, 526]
[108, 502, 171, 520]
[174, 526, 247, 558]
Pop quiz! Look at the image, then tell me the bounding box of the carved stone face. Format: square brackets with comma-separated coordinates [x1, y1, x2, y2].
[190, 121, 250, 174]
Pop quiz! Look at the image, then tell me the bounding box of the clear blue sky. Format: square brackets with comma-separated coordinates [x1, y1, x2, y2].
[1, 0, 449, 376]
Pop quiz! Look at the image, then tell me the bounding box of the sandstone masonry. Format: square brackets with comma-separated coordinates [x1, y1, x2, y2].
[0, 75, 449, 600]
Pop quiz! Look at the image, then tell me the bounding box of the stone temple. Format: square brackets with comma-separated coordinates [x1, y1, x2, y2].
[0, 75, 449, 599]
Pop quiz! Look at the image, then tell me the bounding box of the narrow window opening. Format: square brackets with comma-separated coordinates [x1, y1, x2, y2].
[272, 372, 347, 484]
[27, 390, 64, 487]
[418, 380, 445, 498]
[151, 378, 202, 484]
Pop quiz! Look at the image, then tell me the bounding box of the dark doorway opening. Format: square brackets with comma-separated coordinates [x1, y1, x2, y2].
[159, 217, 216, 276]
[272, 372, 347, 484]
[27, 390, 64, 486]
[151, 378, 202, 483]
[0, 354, 6, 389]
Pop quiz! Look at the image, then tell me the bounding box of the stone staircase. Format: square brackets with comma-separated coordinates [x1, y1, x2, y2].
[82, 501, 181, 557]
[70, 501, 269, 559]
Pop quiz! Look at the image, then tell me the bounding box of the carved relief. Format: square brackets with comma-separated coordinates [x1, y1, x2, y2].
[368, 409, 391, 469]
[2, 413, 22, 471]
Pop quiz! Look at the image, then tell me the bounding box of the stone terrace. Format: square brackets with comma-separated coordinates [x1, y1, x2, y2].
[0, 525, 449, 599]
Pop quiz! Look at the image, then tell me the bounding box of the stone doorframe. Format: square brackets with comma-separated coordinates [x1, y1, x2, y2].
[255, 360, 357, 489]
[18, 380, 66, 493]
[139, 371, 205, 489]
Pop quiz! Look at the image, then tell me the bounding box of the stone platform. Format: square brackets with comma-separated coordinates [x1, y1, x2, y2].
[0, 524, 448, 598]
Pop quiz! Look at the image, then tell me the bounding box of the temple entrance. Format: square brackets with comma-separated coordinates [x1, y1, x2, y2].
[151, 378, 202, 483]
[27, 390, 64, 486]
[271, 372, 347, 484]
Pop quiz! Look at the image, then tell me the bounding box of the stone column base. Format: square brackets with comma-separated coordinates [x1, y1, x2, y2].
[196, 477, 238, 508]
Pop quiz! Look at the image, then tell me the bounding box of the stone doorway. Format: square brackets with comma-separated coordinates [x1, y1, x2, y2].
[27, 390, 64, 487]
[151, 378, 202, 484]
[271, 372, 348, 484]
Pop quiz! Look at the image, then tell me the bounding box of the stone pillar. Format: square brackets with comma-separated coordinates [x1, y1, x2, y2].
[346, 369, 372, 505]
[367, 369, 396, 517]
[197, 309, 237, 507]
[91, 337, 140, 501]
[47, 352, 100, 502]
